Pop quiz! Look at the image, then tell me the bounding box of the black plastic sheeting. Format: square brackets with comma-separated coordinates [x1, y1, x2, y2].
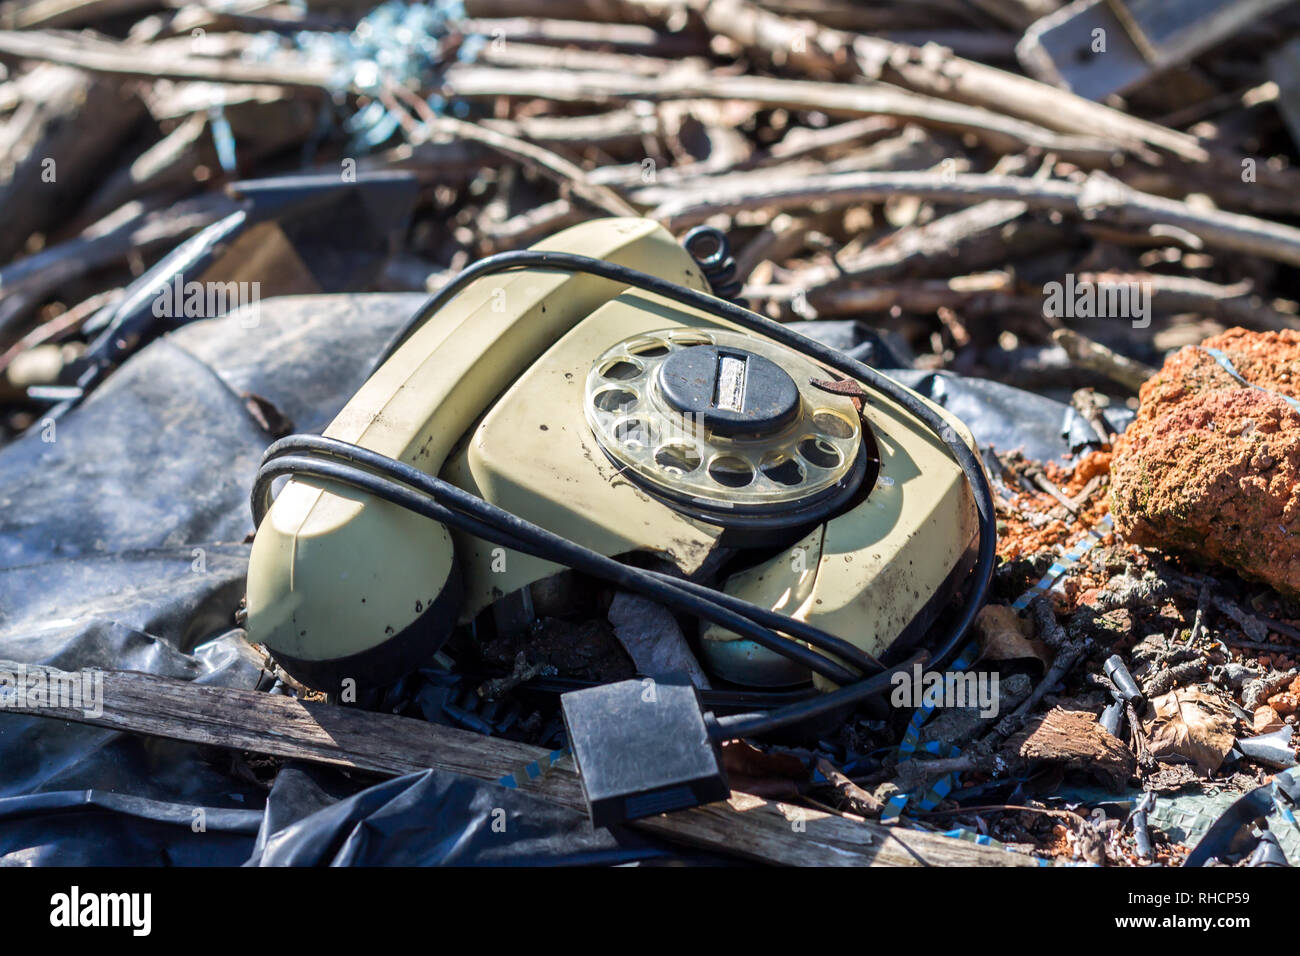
[0, 292, 1120, 866]
[1184, 767, 1300, 866]
[889, 367, 1132, 464]
[245, 765, 669, 866]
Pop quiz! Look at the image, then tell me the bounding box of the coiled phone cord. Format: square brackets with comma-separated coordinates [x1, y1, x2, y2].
[258, 251, 996, 738]
[683, 225, 745, 304]
[255, 437, 879, 686]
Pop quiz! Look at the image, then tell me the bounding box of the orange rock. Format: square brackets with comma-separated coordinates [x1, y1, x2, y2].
[1110, 329, 1300, 597]
[1268, 692, 1299, 716]
[1062, 450, 1112, 497]
[1254, 705, 1286, 734]
[1077, 587, 1103, 606]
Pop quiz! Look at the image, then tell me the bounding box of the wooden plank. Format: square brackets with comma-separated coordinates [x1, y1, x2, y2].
[0, 660, 1034, 866]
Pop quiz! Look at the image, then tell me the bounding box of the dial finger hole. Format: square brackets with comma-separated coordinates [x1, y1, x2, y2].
[627, 337, 670, 357]
[798, 437, 841, 468]
[813, 409, 855, 439]
[760, 452, 804, 486]
[708, 455, 754, 488]
[615, 418, 651, 449]
[600, 359, 643, 381]
[655, 443, 702, 476]
[668, 331, 712, 348]
[593, 388, 638, 414]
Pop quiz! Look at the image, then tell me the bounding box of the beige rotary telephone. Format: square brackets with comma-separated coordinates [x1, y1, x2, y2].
[243, 217, 995, 823]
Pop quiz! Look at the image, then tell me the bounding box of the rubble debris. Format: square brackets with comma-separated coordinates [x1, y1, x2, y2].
[1143, 658, 1208, 697]
[1271, 691, 1300, 715]
[1129, 790, 1156, 861]
[1243, 668, 1300, 712]
[1103, 654, 1144, 705]
[918, 673, 1032, 749]
[1184, 767, 1300, 865]
[1254, 705, 1286, 734]
[815, 758, 885, 817]
[481, 617, 636, 685]
[1247, 830, 1291, 866]
[477, 651, 557, 701]
[1237, 725, 1298, 769]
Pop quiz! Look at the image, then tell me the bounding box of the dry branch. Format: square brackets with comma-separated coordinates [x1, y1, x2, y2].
[443, 64, 1117, 163]
[0, 27, 335, 87]
[388, 85, 638, 218]
[1051, 328, 1159, 392]
[650, 168, 1300, 270]
[676, 0, 1300, 216]
[680, 0, 1203, 161]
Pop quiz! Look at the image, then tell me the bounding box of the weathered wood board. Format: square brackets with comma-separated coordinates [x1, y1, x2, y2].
[0, 659, 1034, 866]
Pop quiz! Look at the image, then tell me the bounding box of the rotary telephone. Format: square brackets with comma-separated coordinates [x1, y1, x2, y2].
[243, 217, 994, 823]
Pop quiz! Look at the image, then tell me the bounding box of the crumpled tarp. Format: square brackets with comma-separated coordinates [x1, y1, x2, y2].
[886, 369, 1132, 464]
[245, 765, 668, 866]
[0, 290, 1114, 865]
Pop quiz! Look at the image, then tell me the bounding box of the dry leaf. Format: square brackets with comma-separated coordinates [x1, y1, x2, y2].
[1141, 687, 1236, 774]
[721, 740, 806, 797]
[974, 604, 1052, 667]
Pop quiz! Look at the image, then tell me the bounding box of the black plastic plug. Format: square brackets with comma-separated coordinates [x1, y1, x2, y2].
[1103, 654, 1144, 707]
[561, 676, 729, 828]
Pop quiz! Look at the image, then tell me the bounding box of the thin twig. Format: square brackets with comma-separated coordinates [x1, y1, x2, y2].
[1052, 328, 1158, 392]
[386, 81, 638, 218]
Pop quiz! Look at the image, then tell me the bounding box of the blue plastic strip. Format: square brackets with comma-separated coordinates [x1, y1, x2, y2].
[937, 826, 1089, 865]
[497, 747, 571, 790]
[208, 105, 238, 174]
[1011, 514, 1113, 612]
[1201, 347, 1300, 414]
[885, 509, 1115, 822]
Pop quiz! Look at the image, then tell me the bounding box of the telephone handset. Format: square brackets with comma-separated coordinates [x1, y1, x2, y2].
[247, 219, 712, 687]
[246, 218, 993, 712]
